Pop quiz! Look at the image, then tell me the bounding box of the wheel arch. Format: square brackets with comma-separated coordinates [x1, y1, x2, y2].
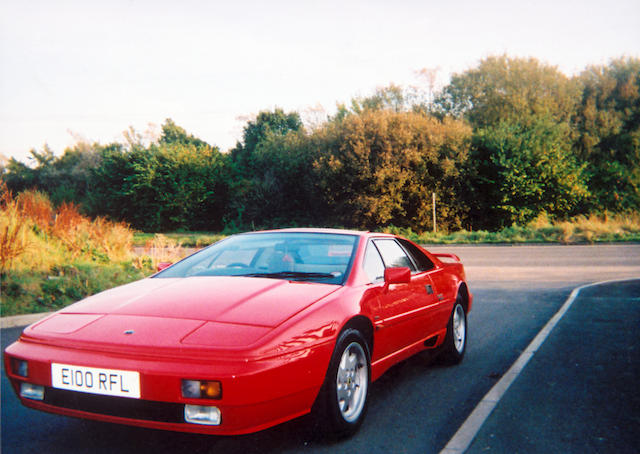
[339, 315, 374, 358]
[457, 282, 470, 313]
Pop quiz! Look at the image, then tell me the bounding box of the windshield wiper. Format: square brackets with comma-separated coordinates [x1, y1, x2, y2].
[239, 271, 337, 280]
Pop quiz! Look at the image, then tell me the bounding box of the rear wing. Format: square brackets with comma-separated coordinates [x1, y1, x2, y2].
[432, 253, 461, 262]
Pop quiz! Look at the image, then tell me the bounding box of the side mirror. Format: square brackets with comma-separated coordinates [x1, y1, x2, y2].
[157, 262, 173, 272]
[384, 267, 411, 285]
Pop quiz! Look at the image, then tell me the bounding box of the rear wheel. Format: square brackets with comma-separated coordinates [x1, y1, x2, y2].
[314, 328, 370, 438]
[440, 296, 467, 364]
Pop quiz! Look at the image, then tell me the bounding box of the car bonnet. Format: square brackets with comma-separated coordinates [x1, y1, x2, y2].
[23, 276, 341, 350]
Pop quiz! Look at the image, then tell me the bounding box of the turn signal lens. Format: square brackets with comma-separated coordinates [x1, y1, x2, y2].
[11, 359, 28, 377]
[201, 381, 222, 399]
[181, 379, 222, 399]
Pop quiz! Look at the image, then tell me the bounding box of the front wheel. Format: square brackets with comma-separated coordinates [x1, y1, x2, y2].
[440, 297, 467, 364]
[314, 328, 370, 439]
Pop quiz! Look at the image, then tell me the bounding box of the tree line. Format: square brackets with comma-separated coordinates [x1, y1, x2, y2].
[3, 55, 638, 233]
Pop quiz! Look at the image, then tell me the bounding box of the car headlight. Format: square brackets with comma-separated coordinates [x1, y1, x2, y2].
[20, 383, 44, 400]
[181, 379, 222, 399]
[184, 404, 221, 425]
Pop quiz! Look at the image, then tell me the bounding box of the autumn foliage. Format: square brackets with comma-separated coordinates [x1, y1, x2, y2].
[0, 185, 133, 272]
[0, 184, 30, 272]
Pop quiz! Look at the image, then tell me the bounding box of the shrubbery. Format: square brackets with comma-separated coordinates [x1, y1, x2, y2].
[0, 186, 188, 315]
[2, 55, 639, 234]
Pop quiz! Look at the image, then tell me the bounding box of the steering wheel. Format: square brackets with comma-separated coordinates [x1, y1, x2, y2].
[226, 263, 249, 268]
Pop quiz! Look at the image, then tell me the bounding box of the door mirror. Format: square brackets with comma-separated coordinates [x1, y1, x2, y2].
[384, 267, 411, 285]
[157, 262, 173, 272]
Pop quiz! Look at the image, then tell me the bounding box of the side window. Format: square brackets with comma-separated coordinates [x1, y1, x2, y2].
[398, 239, 435, 271]
[373, 239, 415, 271]
[363, 243, 385, 282]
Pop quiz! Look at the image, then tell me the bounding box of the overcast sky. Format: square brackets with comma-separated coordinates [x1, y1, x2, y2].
[1, 0, 639, 162]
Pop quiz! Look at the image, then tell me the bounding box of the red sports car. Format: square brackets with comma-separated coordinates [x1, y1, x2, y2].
[5, 229, 471, 438]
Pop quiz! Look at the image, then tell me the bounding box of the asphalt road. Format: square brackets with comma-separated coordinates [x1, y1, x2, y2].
[466, 279, 640, 454]
[2, 244, 639, 454]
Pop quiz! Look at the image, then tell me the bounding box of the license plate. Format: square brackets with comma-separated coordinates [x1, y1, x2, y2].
[51, 363, 140, 399]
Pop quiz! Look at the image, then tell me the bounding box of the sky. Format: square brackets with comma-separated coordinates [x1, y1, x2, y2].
[1, 0, 639, 163]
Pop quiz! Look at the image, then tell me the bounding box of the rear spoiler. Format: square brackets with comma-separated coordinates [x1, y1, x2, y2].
[432, 253, 461, 262]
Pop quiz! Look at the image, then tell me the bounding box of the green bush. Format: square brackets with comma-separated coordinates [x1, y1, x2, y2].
[1, 262, 151, 316]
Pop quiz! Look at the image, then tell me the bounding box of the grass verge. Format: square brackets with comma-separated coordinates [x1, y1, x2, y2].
[1, 262, 149, 316]
[401, 213, 640, 244]
[1, 187, 159, 317]
[133, 213, 640, 248]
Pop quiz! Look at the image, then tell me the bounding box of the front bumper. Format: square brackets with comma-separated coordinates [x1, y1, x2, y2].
[5, 337, 332, 435]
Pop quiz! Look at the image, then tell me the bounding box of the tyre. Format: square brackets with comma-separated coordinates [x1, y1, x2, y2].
[314, 328, 370, 439]
[440, 295, 467, 364]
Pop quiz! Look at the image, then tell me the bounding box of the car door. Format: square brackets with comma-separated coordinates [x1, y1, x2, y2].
[369, 238, 438, 359]
[396, 238, 450, 336]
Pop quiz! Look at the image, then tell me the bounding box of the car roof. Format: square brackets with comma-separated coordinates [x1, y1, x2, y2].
[249, 227, 363, 235]
[247, 227, 398, 239]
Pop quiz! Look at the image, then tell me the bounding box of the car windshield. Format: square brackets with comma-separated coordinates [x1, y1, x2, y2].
[154, 232, 359, 285]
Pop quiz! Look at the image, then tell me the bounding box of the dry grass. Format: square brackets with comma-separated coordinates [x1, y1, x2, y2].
[566, 213, 640, 243]
[391, 212, 640, 244]
[134, 234, 188, 270]
[1, 187, 148, 316]
[0, 187, 135, 272]
[16, 189, 54, 233]
[52, 202, 133, 262]
[0, 185, 31, 272]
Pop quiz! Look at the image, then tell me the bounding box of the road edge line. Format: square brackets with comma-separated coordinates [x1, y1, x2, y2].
[439, 278, 636, 454]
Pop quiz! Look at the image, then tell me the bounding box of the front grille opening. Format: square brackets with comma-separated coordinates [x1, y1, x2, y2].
[44, 388, 184, 423]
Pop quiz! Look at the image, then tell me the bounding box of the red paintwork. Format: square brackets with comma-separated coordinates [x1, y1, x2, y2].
[156, 261, 172, 272]
[384, 266, 411, 284]
[432, 252, 461, 262]
[4, 228, 472, 435]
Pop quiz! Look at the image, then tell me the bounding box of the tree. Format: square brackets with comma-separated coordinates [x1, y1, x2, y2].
[435, 56, 594, 228]
[235, 129, 322, 227]
[228, 109, 304, 228]
[159, 118, 210, 148]
[313, 109, 472, 231]
[347, 84, 408, 114]
[575, 57, 640, 212]
[2, 146, 55, 194]
[437, 55, 580, 128]
[231, 109, 303, 172]
[46, 142, 104, 206]
[469, 116, 589, 228]
[2, 143, 103, 207]
[2, 157, 37, 194]
[89, 119, 230, 231]
[89, 142, 229, 231]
